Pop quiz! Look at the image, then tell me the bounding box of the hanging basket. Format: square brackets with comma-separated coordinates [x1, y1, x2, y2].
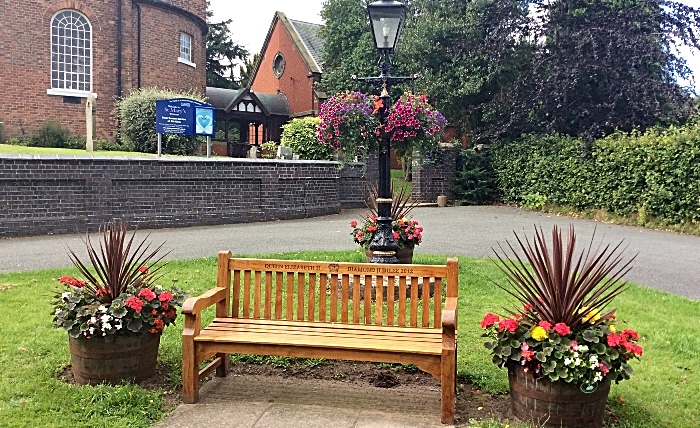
[69, 333, 161, 385]
[508, 364, 611, 428]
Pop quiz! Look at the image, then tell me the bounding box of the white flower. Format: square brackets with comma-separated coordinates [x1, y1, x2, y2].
[102, 322, 112, 330]
[54, 308, 61, 315]
[594, 373, 603, 382]
[89, 316, 97, 324]
[574, 358, 582, 366]
[61, 292, 71, 300]
[575, 345, 589, 352]
[115, 323, 122, 330]
[573, 352, 579, 358]
[155, 285, 163, 291]
[89, 327, 95, 334]
[564, 358, 573, 366]
[100, 314, 111, 323]
[99, 305, 108, 313]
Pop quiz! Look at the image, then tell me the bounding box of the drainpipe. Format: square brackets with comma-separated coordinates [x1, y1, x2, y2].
[135, 2, 141, 88]
[117, 0, 123, 97]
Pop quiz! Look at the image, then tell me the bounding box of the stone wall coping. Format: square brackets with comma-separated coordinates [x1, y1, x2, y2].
[0, 153, 370, 167]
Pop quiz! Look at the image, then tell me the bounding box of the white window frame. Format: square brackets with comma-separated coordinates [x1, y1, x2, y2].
[47, 10, 97, 98]
[178, 32, 196, 68]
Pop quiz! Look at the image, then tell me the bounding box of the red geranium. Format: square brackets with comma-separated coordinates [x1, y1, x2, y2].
[158, 291, 173, 302]
[538, 320, 553, 331]
[498, 318, 519, 333]
[607, 332, 622, 347]
[138, 288, 156, 302]
[553, 323, 571, 336]
[481, 313, 500, 329]
[125, 296, 143, 313]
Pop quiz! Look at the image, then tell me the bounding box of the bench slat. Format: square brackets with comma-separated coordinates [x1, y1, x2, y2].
[308, 273, 316, 322]
[433, 277, 442, 328]
[196, 327, 441, 354]
[229, 258, 448, 278]
[387, 276, 395, 325]
[275, 271, 283, 319]
[374, 275, 384, 326]
[254, 270, 261, 319]
[265, 271, 272, 319]
[330, 273, 338, 322]
[213, 317, 440, 333]
[286, 272, 294, 320]
[341, 274, 349, 323]
[410, 277, 419, 327]
[352, 274, 360, 324]
[319, 274, 327, 322]
[422, 276, 430, 327]
[243, 270, 251, 318]
[232, 270, 240, 317]
[203, 324, 442, 346]
[398, 277, 407, 327]
[297, 272, 305, 321]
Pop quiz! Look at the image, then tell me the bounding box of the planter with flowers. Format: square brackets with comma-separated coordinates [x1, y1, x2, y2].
[350, 186, 422, 263]
[482, 225, 641, 428]
[52, 221, 185, 385]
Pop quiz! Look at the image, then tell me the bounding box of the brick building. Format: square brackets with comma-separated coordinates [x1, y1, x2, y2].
[0, 0, 207, 141]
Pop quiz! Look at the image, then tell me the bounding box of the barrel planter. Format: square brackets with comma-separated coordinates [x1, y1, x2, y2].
[508, 364, 611, 428]
[365, 247, 414, 264]
[69, 333, 161, 385]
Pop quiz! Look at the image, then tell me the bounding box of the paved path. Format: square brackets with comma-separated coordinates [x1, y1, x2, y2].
[1, 205, 698, 299]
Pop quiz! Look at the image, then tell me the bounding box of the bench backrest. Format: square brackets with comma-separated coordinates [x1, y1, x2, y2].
[214, 252, 458, 329]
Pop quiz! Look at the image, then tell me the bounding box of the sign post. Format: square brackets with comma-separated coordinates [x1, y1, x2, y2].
[155, 98, 216, 157]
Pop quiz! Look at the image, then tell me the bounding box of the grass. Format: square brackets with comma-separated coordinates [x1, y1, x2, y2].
[0, 144, 155, 157]
[1, 250, 698, 427]
[391, 169, 413, 196]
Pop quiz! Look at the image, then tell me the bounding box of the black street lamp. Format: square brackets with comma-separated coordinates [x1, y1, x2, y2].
[355, 0, 415, 264]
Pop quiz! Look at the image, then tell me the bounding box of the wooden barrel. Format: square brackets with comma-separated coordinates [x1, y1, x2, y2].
[69, 333, 160, 385]
[365, 247, 414, 264]
[508, 365, 610, 428]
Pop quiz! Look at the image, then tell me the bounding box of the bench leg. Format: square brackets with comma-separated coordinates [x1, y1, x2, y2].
[441, 348, 456, 424]
[182, 337, 199, 404]
[215, 352, 229, 377]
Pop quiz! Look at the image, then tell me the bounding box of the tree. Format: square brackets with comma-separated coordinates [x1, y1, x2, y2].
[501, 0, 700, 141]
[239, 52, 259, 88]
[206, 2, 248, 89]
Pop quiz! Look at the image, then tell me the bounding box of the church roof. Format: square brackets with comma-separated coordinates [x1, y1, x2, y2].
[206, 87, 289, 116]
[288, 18, 324, 73]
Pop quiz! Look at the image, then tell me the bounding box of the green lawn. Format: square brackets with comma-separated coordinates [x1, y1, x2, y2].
[0, 144, 155, 157]
[391, 169, 413, 196]
[0, 251, 698, 427]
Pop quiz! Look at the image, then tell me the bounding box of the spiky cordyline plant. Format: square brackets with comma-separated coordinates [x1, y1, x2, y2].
[67, 220, 169, 304]
[364, 182, 418, 220]
[492, 225, 636, 331]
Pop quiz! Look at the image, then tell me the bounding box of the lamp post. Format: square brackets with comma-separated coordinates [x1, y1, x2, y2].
[355, 0, 415, 264]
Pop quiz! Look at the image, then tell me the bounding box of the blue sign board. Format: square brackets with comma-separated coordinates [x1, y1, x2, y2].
[155, 98, 215, 136]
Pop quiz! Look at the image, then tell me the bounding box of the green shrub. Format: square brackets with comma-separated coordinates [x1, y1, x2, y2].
[280, 117, 332, 160]
[29, 122, 70, 148]
[65, 135, 85, 149]
[260, 141, 278, 159]
[95, 138, 134, 152]
[6, 137, 27, 146]
[451, 148, 499, 205]
[117, 88, 205, 155]
[491, 124, 700, 223]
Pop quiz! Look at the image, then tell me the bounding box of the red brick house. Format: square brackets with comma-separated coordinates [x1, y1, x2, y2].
[0, 0, 207, 141]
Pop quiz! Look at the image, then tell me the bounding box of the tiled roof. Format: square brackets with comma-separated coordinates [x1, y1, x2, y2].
[288, 19, 324, 73]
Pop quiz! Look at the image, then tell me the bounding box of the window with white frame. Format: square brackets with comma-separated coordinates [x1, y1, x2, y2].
[179, 32, 193, 63]
[50, 10, 92, 93]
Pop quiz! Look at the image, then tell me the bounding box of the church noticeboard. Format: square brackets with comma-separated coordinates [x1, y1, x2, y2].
[156, 98, 215, 136]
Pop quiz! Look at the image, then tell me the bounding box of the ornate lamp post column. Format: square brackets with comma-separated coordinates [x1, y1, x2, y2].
[355, 0, 414, 264]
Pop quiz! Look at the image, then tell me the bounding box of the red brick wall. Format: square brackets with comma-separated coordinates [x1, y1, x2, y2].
[251, 20, 316, 117]
[0, 0, 206, 141]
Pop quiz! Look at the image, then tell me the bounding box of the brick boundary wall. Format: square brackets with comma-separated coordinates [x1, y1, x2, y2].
[0, 156, 373, 238]
[411, 146, 459, 203]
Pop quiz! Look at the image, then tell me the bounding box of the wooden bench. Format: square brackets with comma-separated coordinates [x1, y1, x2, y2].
[181, 252, 459, 423]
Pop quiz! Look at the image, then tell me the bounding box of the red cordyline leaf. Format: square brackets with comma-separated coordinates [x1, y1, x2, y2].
[67, 220, 170, 303]
[491, 225, 635, 330]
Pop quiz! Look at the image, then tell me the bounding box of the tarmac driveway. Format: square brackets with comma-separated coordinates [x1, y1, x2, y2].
[1, 205, 698, 299]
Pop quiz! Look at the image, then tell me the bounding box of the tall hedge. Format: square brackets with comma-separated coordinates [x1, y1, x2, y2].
[491, 124, 700, 223]
[117, 88, 205, 155]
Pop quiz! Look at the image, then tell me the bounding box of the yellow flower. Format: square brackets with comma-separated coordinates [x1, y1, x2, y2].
[530, 326, 549, 341]
[579, 307, 601, 324]
[609, 324, 617, 333]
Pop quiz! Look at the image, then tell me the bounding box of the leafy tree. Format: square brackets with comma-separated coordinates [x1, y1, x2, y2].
[206, 1, 248, 89]
[239, 52, 259, 88]
[501, 0, 700, 141]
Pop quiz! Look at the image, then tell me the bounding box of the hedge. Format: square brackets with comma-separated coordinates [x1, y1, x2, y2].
[117, 88, 205, 155]
[491, 124, 700, 223]
[280, 117, 333, 160]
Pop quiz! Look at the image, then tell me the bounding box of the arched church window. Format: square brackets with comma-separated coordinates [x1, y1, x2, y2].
[50, 10, 92, 93]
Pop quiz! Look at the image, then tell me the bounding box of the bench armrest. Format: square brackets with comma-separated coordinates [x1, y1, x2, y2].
[182, 287, 228, 316]
[441, 297, 458, 340]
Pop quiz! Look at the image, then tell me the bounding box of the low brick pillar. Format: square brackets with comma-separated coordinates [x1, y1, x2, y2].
[411, 145, 459, 203]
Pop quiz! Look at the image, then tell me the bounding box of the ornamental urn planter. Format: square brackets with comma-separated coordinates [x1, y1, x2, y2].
[508, 364, 611, 428]
[69, 333, 161, 385]
[365, 246, 414, 264]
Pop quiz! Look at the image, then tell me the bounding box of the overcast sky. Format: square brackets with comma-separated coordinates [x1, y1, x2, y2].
[209, 0, 700, 92]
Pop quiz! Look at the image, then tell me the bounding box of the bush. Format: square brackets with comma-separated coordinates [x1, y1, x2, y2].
[491, 123, 700, 223]
[29, 122, 70, 148]
[6, 138, 27, 146]
[281, 117, 332, 160]
[117, 88, 205, 155]
[451, 148, 499, 205]
[96, 138, 134, 152]
[260, 141, 278, 159]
